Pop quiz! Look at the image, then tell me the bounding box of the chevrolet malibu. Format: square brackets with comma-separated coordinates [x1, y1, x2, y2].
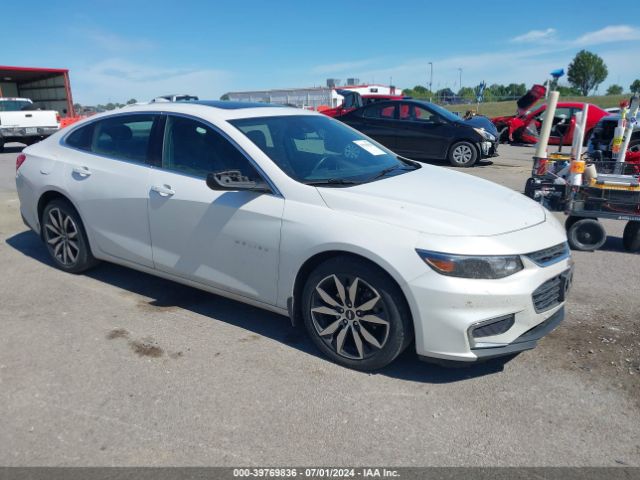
[15, 101, 572, 370]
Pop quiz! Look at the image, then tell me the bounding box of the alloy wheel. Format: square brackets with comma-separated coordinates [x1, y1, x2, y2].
[44, 207, 80, 266]
[310, 274, 390, 360]
[452, 144, 473, 164]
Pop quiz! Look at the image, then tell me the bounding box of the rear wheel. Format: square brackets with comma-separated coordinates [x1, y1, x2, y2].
[0, 141, 4, 153]
[622, 221, 640, 252]
[301, 256, 412, 371]
[567, 218, 606, 251]
[42, 199, 99, 273]
[448, 141, 478, 167]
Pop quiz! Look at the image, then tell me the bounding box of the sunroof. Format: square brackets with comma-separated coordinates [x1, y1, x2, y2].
[193, 100, 285, 109]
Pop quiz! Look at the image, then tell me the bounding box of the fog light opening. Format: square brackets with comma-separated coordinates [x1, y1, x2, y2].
[470, 314, 515, 340]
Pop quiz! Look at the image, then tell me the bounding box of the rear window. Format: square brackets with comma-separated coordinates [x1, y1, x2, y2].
[0, 100, 32, 111]
[65, 124, 95, 151]
[362, 104, 396, 119]
[65, 115, 156, 163]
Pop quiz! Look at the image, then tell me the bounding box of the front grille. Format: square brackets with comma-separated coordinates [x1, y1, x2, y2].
[526, 242, 569, 267]
[532, 275, 563, 313]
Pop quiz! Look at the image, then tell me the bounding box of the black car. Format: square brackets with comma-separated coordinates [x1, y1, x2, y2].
[338, 99, 498, 167]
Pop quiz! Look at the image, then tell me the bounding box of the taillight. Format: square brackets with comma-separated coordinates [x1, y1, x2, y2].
[16, 153, 26, 172]
[56, 113, 61, 124]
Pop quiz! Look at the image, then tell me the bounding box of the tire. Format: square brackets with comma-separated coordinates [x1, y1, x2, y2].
[41, 198, 99, 273]
[448, 141, 478, 167]
[564, 215, 581, 232]
[622, 221, 640, 252]
[567, 218, 606, 251]
[0, 141, 4, 153]
[498, 126, 509, 143]
[524, 178, 536, 199]
[301, 256, 413, 371]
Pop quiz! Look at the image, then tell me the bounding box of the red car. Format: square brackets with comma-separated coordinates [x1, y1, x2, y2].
[321, 90, 405, 118]
[492, 85, 610, 145]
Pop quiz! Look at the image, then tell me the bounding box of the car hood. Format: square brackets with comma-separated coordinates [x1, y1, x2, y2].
[460, 116, 498, 136]
[317, 166, 546, 237]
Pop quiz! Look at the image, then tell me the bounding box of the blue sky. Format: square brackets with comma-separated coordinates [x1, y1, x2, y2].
[2, 0, 639, 104]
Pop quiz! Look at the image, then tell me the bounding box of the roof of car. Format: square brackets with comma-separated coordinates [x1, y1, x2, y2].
[73, 100, 316, 123]
[192, 100, 286, 109]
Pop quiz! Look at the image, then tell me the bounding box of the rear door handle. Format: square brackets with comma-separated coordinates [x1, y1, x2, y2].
[151, 185, 175, 197]
[72, 166, 92, 177]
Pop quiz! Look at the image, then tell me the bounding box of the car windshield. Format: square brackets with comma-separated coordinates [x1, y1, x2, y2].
[0, 100, 32, 111]
[230, 115, 418, 185]
[426, 102, 462, 123]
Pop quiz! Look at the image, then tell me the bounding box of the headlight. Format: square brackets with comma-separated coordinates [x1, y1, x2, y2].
[473, 127, 496, 142]
[416, 250, 523, 279]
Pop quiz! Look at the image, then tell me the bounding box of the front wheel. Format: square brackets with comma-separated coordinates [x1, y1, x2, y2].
[448, 141, 478, 167]
[42, 199, 99, 273]
[301, 257, 412, 371]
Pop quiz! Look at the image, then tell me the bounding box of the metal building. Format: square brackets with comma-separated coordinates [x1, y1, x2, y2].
[224, 83, 400, 109]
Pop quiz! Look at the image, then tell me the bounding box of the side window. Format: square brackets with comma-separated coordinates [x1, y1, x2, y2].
[162, 115, 260, 180]
[90, 115, 155, 162]
[412, 106, 437, 122]
[363, 104, 396, 120]
[65, 123, 95, 151]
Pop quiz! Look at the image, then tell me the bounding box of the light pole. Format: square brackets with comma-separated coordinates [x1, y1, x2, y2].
[458, 68, 463, 91]
[428, 62, 433, 102]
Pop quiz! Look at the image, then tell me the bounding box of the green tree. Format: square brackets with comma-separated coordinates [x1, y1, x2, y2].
[556, 85, 582, 96]
[400, 85, 431, 99]
[630, 79, 640, 94]
[457, 87, 475, 101]
[126, 98, 137, 105]
[567, 50, 608, 96]
[606, 84, 623, 95]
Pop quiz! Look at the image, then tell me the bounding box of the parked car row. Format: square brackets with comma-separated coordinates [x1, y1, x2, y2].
[15, 101, 571, 371]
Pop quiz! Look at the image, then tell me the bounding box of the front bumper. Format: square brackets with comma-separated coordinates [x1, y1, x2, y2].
[405, 253, 571, 363]
[479, 140, 498, 158]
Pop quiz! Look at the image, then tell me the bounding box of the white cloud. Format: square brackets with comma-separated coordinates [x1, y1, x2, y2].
[511, 28, 557, 43]
[73, 59, 232, 104]
[574, 25, 640, 46]
[86, 30, 155, 52]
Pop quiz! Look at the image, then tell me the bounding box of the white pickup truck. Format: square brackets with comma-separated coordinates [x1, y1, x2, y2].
[0, 98, 60, 152]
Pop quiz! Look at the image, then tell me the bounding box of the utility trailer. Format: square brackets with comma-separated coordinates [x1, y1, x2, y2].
[524, 93, 640, 252]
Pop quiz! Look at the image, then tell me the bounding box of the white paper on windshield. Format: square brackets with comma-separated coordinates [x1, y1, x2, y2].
[353, 140, 385, 156]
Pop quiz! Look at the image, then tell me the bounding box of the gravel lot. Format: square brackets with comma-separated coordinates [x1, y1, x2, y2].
[0, 143, 638, 466]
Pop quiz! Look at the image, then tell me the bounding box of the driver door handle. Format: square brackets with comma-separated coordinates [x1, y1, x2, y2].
[151, 185, 175, 197]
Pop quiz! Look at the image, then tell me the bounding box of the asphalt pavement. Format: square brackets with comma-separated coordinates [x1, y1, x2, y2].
[0, 143, 638, 466]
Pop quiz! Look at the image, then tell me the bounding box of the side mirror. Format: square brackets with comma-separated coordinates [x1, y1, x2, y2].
[206, 170, 271, 193]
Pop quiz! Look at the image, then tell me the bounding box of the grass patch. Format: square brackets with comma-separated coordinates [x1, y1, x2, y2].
[439, 95, 628, 118]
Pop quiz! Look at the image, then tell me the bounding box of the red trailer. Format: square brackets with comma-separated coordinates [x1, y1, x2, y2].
[0, 65, 76, 117]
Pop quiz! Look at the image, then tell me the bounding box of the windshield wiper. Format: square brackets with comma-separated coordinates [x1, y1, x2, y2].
[367, 164, 415, 182]
[304, 178, 360, 186]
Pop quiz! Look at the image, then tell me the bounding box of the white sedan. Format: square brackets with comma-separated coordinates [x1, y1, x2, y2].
[15, 101, 572, 370]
